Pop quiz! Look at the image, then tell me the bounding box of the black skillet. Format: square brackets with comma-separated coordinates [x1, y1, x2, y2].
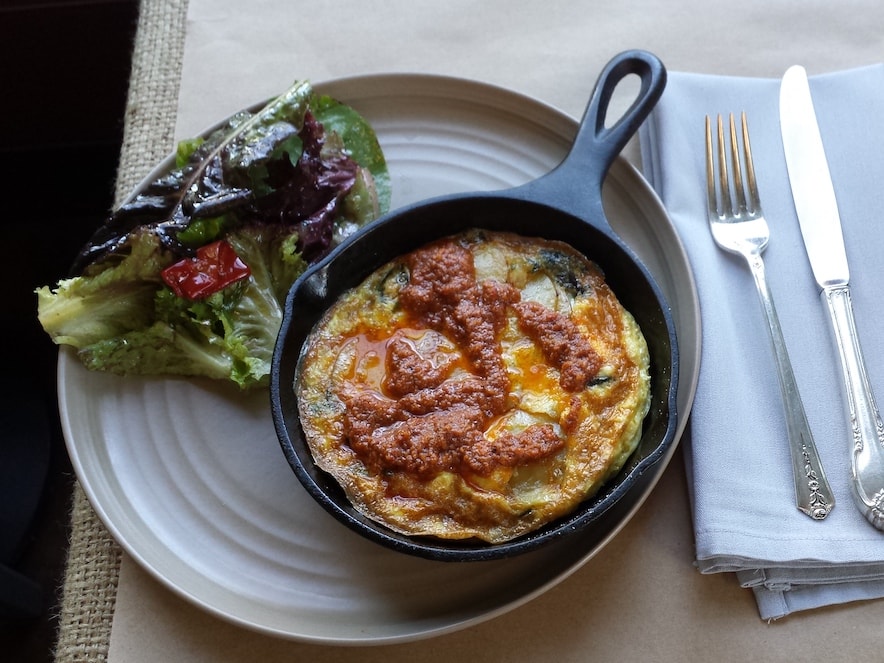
[270, 49, 678, 561]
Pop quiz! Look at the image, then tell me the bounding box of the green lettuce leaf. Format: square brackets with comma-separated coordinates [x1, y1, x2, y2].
[36, 78, 391, 389]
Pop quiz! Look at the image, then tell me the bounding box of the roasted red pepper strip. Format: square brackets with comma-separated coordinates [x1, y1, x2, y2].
[161, 240, 251, 300]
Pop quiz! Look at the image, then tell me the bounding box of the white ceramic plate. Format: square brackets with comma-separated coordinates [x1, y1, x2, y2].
[59, 74, 700, 644]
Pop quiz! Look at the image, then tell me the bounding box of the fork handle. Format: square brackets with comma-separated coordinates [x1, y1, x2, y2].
[822, 284, 884, 530]
[746, 252, 835, 519]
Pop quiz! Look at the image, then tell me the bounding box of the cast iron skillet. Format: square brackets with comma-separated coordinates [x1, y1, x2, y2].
[270, 49, 678, 562]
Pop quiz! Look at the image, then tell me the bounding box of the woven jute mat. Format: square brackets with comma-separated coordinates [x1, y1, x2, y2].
[53, 0, 188, 659]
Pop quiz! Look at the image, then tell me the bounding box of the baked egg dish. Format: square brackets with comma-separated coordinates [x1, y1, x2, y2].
[295, 229, 651, 544]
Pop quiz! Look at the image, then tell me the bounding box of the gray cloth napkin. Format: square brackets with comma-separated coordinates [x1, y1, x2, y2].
[639, 64, 884, 620]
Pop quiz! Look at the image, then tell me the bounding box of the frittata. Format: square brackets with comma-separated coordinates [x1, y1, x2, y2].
[296, 229, 650, 543]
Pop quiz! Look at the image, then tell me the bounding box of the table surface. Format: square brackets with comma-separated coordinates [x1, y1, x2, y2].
[54, 0, 884, 661]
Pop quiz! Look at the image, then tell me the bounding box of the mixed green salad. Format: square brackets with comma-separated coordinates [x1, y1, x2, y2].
[37, 80, 391, 389]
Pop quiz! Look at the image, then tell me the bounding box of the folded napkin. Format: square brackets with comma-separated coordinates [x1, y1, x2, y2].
[639, 64, 884, 620]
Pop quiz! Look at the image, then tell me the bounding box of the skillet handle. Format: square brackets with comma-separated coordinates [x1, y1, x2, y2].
[521, 50, 666, 222]
[576, 50, 666, 184]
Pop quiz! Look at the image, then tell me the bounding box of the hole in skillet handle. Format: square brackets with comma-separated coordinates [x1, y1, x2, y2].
[270, 50, 678, 562]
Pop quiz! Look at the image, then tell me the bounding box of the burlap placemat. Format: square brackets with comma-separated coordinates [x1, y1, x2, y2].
[53, 0, 188, 660]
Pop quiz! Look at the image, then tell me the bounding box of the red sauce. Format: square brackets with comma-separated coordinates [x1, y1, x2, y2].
[339, 239, 601, 479]
[513, 300, 601, 391]
[383, 335, 456, 397]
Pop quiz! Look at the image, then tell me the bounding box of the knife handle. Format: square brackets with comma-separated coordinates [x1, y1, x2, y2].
[823, 284, 884, 530]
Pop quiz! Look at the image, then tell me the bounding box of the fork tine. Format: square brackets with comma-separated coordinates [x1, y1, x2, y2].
[728, 113, 748, 214]
[705, 116, 718, 218]
[740, 111, 760, 214]
[714, 115, 732, 218]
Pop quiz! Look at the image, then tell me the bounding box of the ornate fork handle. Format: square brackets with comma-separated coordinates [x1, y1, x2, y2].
[746, 251, 834, 519]
[823, 284, 884, 528]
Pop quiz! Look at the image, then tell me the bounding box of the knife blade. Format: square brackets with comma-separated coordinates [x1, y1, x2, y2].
[779, 64, 884, 530]
[779, 66, 849, 288]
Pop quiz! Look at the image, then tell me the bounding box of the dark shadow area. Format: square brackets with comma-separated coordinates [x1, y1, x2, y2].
[0, 1, 139, 660]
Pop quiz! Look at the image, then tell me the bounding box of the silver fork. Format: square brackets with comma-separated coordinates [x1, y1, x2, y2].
[705, 112, 834, 520]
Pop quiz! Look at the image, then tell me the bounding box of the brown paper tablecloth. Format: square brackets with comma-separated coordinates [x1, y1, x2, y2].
[53, 1, 188, 659]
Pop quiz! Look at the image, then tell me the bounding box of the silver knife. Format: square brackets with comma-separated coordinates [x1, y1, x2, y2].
[779, 64, 884, 530]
